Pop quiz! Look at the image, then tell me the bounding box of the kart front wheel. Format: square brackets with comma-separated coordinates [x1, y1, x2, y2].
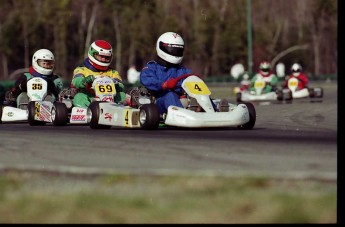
[88, 101, 112, 129]
[312, 87, 323, 98]
[28, 101, 46, 126]
[51, 102, 69, 126]
[139, 104, 160, 130]
[238, 102, 256, 130]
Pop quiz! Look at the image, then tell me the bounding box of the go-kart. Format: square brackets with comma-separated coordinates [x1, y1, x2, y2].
[162, 74, 256, 129]
[27, 75, 157, 128]
[0, 76, 58, 125]
[87, 84, 160, 130]
[88, 74, 256, 130]
[236, 76, 292, 103]
[282, 77, 323, 99]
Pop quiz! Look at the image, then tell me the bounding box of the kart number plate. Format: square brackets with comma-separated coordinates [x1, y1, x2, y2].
[32, 83, 43, 90]
[185, 82, 211, 95]
[254, 81, 265, 88]
[95, 83, 116, 95]
[288, 80, 298, 87]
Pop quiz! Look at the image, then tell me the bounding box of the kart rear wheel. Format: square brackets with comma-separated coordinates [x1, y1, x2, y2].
[28, 101, 46, 126]
[238, 102, 256, 130]
[313, 87, 323, 98]
[139, 103, 160, 130]
[88, 101, 111, 129]
[283, 89, 293, 101]
[308, 88, 315, 98]
[51, 102, 68, 126]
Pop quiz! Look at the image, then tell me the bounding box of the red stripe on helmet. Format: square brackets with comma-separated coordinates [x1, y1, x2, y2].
[95, 40, 112, 50]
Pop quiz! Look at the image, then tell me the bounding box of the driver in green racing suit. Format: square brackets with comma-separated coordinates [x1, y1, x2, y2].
[71, 40, 125, 108]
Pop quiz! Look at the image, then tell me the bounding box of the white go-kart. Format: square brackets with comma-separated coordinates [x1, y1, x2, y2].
[19, 75, 159, 129]
[84, 76, 160, 130]
[0, 77, 59, 125]
[88, 74, 256, 130]
[162, 74, 256, 129]
[237, 75, 292, 102]
[283, 77, 323, 99]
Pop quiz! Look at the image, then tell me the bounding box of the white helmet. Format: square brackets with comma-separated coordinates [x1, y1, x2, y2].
[32, 49, 55, 75]
[291, 63, 302, 76]
[156, 32, 184, 65]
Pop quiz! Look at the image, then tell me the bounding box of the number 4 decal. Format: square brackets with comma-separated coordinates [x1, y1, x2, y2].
[125, 110, 129, 126]
[194, 84, 202, 92]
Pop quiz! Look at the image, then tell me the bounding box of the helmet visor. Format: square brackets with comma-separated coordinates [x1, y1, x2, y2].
[94, 53, 112, 63]
[38, 59, 55, 69]
[261, 68, 270, 73]
[292, 68, 301, 73]
[159, 41, 184, 57]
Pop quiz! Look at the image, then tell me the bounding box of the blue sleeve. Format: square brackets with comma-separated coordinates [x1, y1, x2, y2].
[140, 64, 163, 91]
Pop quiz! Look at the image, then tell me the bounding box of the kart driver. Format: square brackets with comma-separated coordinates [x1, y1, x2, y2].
[5, 49, 63, 108]
[250, 61, 279, 93]
[284, 63, 308, 90]
[71, 40, 125, 108]
[139, 32, 221, 115]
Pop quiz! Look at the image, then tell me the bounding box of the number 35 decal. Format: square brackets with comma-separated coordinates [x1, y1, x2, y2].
[32, 84, 43, 90]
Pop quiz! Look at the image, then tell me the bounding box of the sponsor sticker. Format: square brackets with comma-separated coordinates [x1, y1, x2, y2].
[71, 115, 86, 121]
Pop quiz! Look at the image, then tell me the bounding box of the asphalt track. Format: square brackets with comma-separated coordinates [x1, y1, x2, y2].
[0, 82, 337, 180]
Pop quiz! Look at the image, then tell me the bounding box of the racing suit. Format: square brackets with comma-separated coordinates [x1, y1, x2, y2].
[71, 58, 126, 108]
[140, 61, 192, 115]
[250, 72, 279, 93]
[5, 66, 63, 107]
[284, 73, 308, 90]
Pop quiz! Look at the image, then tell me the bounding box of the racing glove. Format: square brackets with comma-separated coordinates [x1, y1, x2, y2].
[162, 78, 178, 90]
[161, 74, 195, 90]
[83, 75, 94, 85]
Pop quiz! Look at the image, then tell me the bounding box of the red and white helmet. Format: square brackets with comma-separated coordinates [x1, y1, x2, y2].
[259, 61, 271, 75]
[32, 49, 55, 75]
[156, 32, 185, 65]
[88, 40, 113, 70]
[291, 63, 302, 76]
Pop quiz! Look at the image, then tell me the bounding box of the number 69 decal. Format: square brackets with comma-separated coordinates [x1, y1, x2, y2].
[95, 84, 115, 94]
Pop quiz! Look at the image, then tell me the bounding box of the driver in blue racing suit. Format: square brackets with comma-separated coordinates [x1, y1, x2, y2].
[140, 32, 219, 115]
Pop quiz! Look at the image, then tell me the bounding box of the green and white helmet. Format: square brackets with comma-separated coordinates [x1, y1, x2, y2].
[259, 61, 271, 75]
[88, 40, 113, 70]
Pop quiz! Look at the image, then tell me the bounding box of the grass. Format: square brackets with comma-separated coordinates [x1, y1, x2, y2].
[0, 170, 337, 224]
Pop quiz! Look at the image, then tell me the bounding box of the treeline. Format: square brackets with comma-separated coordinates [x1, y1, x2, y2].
[0, 0, 337, 81]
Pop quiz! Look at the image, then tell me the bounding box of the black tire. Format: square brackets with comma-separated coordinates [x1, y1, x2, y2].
[237, 102, 256, 130]
[308, 88, 315, 98]
[0, 104, 3, 124]
[88, 101, 111, 129]
[139, 103, 160, 130]
[276, 89, 283, 101]
[236, 92, 242, 103]
[313, 87, 323, 98]
[28, 101, 46, 126]
[283, 89, 293, 101]
[51, 102, 69, 126]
